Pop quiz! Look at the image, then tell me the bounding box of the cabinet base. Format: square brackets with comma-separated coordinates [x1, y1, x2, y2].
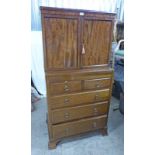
[48, 140, 59, 149]
[48, 128, 108, 149]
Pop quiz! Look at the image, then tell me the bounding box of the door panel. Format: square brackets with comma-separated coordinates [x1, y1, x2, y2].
[44, 18, 78, 70]
[81, 20, 112, 67]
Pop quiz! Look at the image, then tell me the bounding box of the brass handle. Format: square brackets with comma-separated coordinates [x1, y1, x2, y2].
[64, 98, 69, 104]
[64, 88, 69, 92]
[94, 108, 98, 114]
[64, 112, 69, 119]
[64, 85, 69, 92]
[95, 94, 99, 100]
[96, 83, 100, 88]
[82, 44, 85, 54]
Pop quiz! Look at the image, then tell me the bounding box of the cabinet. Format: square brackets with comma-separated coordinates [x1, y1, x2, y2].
[41, 6, 115, 149]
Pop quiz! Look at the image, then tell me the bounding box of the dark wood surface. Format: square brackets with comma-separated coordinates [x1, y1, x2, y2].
[81, 20, 112, 68]
[84, 78, 111, 90]
[48, 89, 110, 109]
[41, 6, 115, 149]
[49, 80, 82, 95]
[44, 17, 78, 70]
[50, 101, 108, 124]
[51, 115, 107, 139]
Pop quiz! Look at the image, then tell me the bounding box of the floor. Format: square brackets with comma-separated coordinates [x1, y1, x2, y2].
[31, 97, 124, 155]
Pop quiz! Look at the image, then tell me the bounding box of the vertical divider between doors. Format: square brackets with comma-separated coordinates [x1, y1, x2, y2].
[78, 15, 84, 69]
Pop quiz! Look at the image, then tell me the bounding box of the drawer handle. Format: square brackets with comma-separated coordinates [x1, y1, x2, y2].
[64, 88, 69, 92]
[96, 84, 100, 88]
[64, 98, 69, 104]
[64, 112, 69, 119]
[64, 85, 70, 92]
[95, 94, 100, 100]
[93, 122, 97, 128]
[94, 108, 98, 114]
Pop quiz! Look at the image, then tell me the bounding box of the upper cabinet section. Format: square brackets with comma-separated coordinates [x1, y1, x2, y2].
[41, 7, 115, 71]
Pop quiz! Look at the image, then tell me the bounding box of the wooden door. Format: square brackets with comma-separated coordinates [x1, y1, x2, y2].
[44, 17, 78, 70]
[81, 19, 112, 68]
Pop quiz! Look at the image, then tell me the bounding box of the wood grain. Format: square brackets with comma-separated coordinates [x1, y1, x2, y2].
[84, 78, 111, 90]
[81, 20, 112, 67]
[50, 101, 109, 124]
[41, 7, 115, 149]
[44, 17, 78, 70]
[49, 89, 110, 109]
[49, 80, 81, 95]
[51, 115, 107, 139]
[46, 68, 113, 83]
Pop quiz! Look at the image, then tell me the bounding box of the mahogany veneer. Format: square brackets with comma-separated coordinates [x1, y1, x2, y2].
[41, 6, 115, 149]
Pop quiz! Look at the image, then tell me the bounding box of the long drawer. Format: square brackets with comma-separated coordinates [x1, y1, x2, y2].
[46, 69, 113, 83]
[50, 101, 109, 124]
[49, 89, 110, 109]
[51, 115, 107, 139]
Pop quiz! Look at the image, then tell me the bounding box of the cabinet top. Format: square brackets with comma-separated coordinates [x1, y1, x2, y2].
[40, 6, 116, 17]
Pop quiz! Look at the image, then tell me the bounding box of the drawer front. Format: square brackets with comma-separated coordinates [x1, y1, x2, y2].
[49, 80, 81, 95]
[49, 89, 110, 109]
[84, 78, 111, 90]
[50, 101, 109, 124]
[51, 115, 107, 139]
[46, 69, 113, 83]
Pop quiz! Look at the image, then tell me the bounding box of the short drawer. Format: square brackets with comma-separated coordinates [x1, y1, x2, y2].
[50, 101, 109, 124]
[51, 115, 107, 139]
[84, 78, 111, 90]
[49, 80, 81, 95]
[49, 89, 110, 109]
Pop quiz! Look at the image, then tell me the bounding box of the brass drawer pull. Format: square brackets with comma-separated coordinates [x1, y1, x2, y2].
[96, 83, 100, 88]
[95, 94, 99, 100]
[64, 98, 69, 104]
[64, 88, 69, 92]
[64, 112, 69, 119]
[94, 108, 98, 114]
[64, 85, 70, 92]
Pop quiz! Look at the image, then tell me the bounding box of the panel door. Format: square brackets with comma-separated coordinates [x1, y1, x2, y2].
[44, 17, 78, 70]
[81, 19, 112, 68]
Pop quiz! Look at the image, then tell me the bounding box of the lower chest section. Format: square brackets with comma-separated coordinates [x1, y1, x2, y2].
[46, 69, 113, 140]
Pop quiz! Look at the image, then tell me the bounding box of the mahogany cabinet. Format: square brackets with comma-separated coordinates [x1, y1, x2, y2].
[41, 6, 115, 149]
